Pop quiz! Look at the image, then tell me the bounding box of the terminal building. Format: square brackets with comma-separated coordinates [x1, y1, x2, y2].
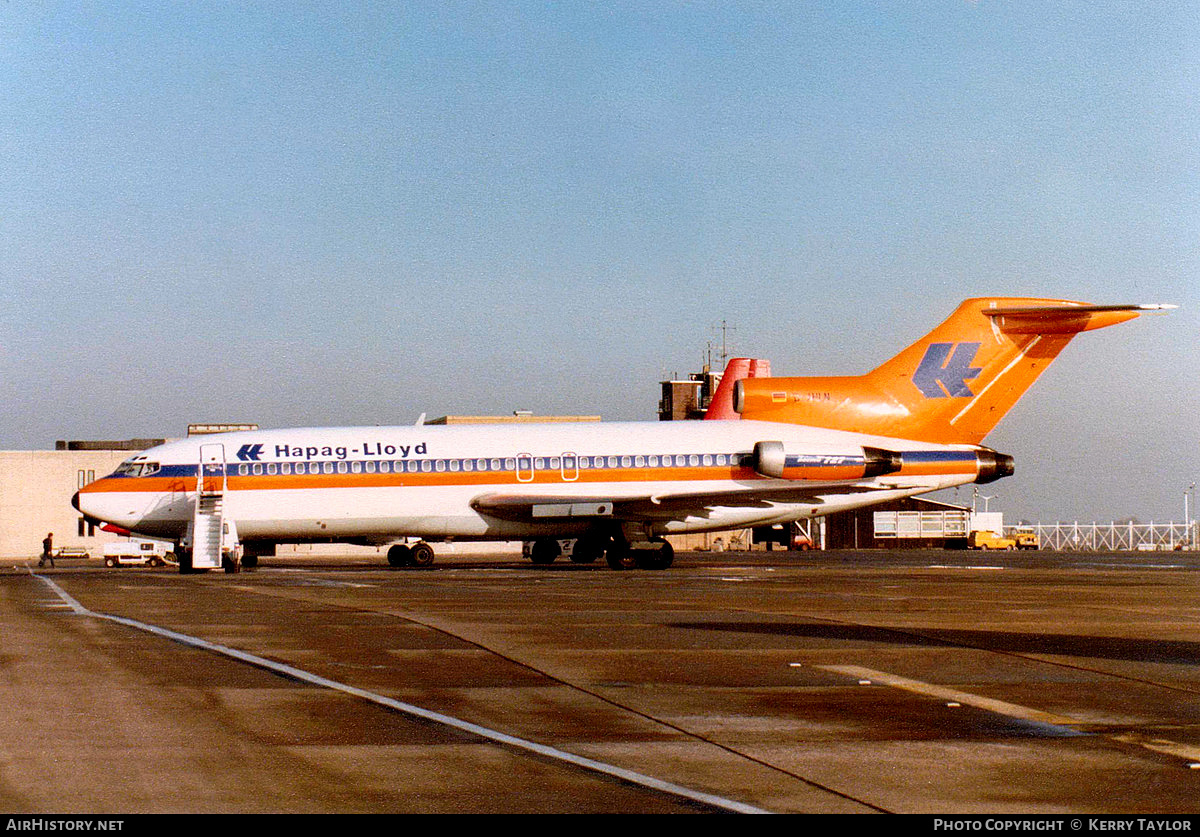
[0, 442, 148, 560]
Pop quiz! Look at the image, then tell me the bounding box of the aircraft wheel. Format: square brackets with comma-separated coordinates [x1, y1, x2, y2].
[606, 542, 637, 570]
[530, 538, 560, 565]
[387, 544, 412, 567]
[570, 534, 605, 564]
[409, 542, 435, 567]
[633, 540, 674, 570]
[645, 539, 673, 570]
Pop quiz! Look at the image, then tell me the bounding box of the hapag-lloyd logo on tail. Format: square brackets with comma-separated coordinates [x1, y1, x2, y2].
[912, 342, 982, 398]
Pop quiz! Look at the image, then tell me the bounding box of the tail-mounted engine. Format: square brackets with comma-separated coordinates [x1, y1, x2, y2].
[751, 440, 1013, 484]
[751, 441, 903, 481]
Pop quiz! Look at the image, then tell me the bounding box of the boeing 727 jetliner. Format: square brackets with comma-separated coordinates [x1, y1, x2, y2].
[74, 298, 1171, 573]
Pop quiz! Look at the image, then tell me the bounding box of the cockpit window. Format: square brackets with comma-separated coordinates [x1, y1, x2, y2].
[115, 460, 160, 477]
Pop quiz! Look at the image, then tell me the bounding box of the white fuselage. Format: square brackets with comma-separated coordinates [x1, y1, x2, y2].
[75, 419, 990, 545]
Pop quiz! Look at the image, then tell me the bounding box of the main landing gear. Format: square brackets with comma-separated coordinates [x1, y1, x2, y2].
[387, 541, 435, 568]
[607, 536, 674, 570]
[526, 531, 674, 570]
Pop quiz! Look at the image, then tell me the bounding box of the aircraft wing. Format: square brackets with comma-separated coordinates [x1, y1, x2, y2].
[470, 483, 890, 525]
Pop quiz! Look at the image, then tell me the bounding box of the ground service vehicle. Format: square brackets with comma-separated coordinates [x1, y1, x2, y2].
[103, 541, 176, 567]
[969, 530, 1017, 550]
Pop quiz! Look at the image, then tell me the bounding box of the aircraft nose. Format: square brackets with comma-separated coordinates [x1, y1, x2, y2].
[72, 490, 101, 524]
[72, 488, 107, 526]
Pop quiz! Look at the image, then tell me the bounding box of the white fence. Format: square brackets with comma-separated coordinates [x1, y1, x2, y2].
[1019, 522, 1197, 552]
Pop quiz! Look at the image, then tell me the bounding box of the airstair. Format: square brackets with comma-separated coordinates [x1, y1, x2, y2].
[188, 444, 239, 572]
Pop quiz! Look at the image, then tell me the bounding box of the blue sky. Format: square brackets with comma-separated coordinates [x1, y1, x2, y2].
[2, 2, 1197, 523]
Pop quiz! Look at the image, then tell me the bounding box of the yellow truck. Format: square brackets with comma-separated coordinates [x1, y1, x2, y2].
[968, 530, 1017, 550]
[1011, 529, 1040, 550]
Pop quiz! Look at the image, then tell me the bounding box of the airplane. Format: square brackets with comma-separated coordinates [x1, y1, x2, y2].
[73, 297, 1173, 573]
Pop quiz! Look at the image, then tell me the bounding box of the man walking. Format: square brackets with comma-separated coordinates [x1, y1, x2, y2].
[39, 533, 54, 568]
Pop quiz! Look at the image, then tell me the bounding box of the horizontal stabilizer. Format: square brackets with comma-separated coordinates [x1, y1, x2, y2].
[983, 303, 1176, 334]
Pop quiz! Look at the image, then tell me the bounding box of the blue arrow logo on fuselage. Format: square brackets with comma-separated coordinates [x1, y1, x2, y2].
[911, 342, 982, 398]
[237, 444, 264, 461]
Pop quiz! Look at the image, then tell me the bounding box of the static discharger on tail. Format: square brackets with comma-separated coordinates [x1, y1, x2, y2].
[74, 298, 1173, 573]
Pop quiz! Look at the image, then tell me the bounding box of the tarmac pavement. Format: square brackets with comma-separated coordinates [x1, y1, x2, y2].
[3, 549, 1200, 815]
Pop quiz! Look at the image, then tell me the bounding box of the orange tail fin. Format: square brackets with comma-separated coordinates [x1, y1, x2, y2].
[735, 298, 1172, 444]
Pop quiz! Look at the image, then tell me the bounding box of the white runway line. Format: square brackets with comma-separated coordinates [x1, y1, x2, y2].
[33, 573, 770, 815]
[820, 664, 1082, 728]
[821, 663, 1200, 766]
